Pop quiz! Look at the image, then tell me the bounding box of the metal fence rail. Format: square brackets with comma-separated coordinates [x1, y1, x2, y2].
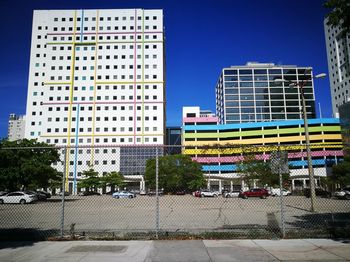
[0, 144, 349, 240]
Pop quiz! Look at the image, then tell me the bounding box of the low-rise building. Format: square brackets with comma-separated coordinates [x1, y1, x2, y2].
[182, 107, 343, 191]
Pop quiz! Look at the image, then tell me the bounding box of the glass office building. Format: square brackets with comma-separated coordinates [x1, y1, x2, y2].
[216, 62, 316, 124]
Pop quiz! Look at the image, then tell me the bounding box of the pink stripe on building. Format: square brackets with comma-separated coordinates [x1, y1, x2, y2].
[183, 116, 218, 123]
[193, 150, 343, 163]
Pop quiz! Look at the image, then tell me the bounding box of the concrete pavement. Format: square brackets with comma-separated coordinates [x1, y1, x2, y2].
[0, 239, 349, 262]
[3, 195, 349, 232]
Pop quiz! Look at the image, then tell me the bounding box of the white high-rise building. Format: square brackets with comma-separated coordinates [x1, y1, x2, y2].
[8, 114, 26, 141]
[324, 19, 350, 117]
[24, 9, 165, 193]
[215, 62, 316, 124]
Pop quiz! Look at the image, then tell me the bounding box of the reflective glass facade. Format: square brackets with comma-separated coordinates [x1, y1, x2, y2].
[216, 63, 316, 124]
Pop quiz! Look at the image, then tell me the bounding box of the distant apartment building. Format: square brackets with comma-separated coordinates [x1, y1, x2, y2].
[324, 19, 350, 117]
[24, 9, 165, 193]
[215, 62, 316, 124]
[8, 114, 26, 141]
[182, 107, 343, 191]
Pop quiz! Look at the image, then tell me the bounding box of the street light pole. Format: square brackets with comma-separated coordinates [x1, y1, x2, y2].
[208, 164, 211, 190]
[275, 71, 326, 212]
[299, 82, 316, 212]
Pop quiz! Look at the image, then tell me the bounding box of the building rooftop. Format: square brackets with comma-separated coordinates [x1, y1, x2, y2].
[226, 62, 308, 69]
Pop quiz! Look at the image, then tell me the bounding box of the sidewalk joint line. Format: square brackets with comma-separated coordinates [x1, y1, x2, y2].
[202, 240, 214, 262]
[303, 239, 350, 261]
[251, 240, 282, 261]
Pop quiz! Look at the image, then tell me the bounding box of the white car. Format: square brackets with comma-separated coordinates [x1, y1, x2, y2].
[271, 188, 291, 196]
[223, 191, 241, 198]
[200, 189, 219, 197]
[0, 192, 37, 204]
[112, 191, 136, 199]
[334, 187, 350, 200]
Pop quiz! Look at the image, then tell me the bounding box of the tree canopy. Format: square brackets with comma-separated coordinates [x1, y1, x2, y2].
[145, 154, 205, 192]
[0, 139, 61, 191]
[99, 171, 125, 191]
[78, 169, 125, 191]
[324, 0, 350, 35]
[77, 168, 100, 191]
[332, 154, 350, 187]
[237, 154, 290, 188]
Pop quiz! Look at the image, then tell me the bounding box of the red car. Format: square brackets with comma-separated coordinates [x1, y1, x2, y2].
[193, 190, 201, 197]
[239, 188, 269, 199]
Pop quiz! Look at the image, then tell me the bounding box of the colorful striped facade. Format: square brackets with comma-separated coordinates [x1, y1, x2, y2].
[182, 107, 343, 190]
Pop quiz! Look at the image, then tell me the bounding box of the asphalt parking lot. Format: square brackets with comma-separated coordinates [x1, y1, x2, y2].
[0, 195, 349, 234]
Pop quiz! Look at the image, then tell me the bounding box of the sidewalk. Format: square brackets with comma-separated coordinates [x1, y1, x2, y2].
[0, 239, 349, 262]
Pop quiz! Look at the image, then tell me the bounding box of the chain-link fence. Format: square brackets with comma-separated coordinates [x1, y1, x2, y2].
[0, 144, 349, 240]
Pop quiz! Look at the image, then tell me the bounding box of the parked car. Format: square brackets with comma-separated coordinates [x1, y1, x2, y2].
[24, 190, 47, 201]
[271, 188, 291, 197]
[139, 190, 147, 195]
[199, 189, 219, 198]
[37, 190, 51, 199]
[223, 190, 241, 198]
[148, 189, 163, 196]
[193, 190, 201, 197]
[334, 187, 350, 200]
[78, 191, 101, 196]
[304, 188, 331, 198]
[0, 191, 8, 196]
[58, 191, 70, 196]
[175, 190, 186, 195]
[0, 191, 37, 204]
[112, 191, 136, 199]
[130, 189, 141, 195]
[239, 188, 269, 199]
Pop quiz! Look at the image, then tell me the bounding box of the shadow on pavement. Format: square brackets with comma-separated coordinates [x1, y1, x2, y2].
[286, 212, 350, 238]
[0, 228, 60, 243]
[0, 240, 36, 250]
[285, 204, 312, 212]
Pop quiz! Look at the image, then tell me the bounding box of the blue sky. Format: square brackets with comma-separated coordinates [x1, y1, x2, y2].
[0, 0, 331, 138]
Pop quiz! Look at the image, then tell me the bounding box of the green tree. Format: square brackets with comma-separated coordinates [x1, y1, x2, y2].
[237, 154, 289, 188]
[145, 154, 205, 192]
[237, 154, 270, 187]
[100, 171, 125, 191]
[0, 139, 61, 191]
[78, 168, 100, 191]
[332, 155, 350, 187]
[324, 0, 350, 35]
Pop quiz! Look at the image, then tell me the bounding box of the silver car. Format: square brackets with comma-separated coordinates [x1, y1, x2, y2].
[112, 191, 136, 199]
[223, 191, 240, 198]
[0, 192, 37, 204]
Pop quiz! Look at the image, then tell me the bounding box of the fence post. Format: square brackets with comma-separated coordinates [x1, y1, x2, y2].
[155, 146, 160, 239]
[60, 147, 67, 238]
[278, 148, 286, 238]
